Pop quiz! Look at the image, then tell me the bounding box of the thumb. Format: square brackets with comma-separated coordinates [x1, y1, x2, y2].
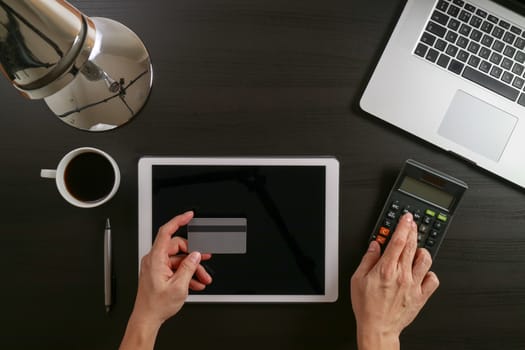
[355, 240, 381, 276]
[171, 252, 201, 288]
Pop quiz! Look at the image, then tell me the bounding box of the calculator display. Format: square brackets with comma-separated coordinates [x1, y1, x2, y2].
[399, 176, 454, 210]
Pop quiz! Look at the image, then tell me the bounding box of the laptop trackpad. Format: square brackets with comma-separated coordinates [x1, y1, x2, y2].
[438, 90, 518, 162]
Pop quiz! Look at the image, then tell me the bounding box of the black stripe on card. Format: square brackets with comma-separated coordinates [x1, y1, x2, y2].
[188, 225, 247, 232]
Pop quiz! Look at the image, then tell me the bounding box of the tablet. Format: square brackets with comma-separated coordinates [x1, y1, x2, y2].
[138, 156, 339, 303]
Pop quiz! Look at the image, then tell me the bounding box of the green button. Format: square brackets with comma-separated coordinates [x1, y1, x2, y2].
[425, 209, 436, 217]
[437, 213, 448, 222]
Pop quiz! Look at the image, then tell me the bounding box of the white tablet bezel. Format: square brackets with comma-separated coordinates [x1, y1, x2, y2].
[138, 156, 339, 303]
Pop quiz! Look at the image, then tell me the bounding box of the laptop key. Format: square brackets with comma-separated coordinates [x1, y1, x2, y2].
[470, 16, 482, 28]
[489, 52, 503, 65]
[415, 43, 429, 57]
[446, 31, 459, 43]
[457, 49, 469, 62]
[448, 59, 464, 74]
[437, 0, 449, 12]
[515, 51, 525, 63]
[481, 34, 494, 47]
[479, 60, 492, 73]
[437, 54, 451, 68]
[457, 36, 469, 48]
[503, 32, 516, 45]
[448, 18, 460, 31]
[462, 66, 520, 101]
[467, 42, 480, 54]
[518, 94, 525, 106]
[512, 63, 524, 76]
[426, 48, 440, 63]
[492, 40, 504, 52]
[490, 66, 503, 79]
[502, 71, 514, 84]
[476, 9, 487, 18]
[464, 4, 476, 12]
[492, 26, 504, 39]
[459, 23, 472, 36]
[435, 38, 448, 51]
[446, 44, 459, 57]
[459, 10, 471, 23]
[504, 46, 516, 58]
[432, 10, 450, 26]
[487, 15, 499, 24]
[499, 20, 510, 30]
[470, 29, 482, 42]
[468, 55, 481, 68]
[427, 21, 447, 38]
[502, 57, 513, 70]
[479, 47, 491, 59]
[511, 26, 522, 36]
[513, 77, 525, 89]
[448, 5, 461, 17]
[481, 21, 494, 34]
[515, 37, 525, 50]
[421, 32, 437, 46]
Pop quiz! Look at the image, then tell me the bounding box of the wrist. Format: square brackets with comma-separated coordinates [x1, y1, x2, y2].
[356, 327, 400, 350]
[119, 312, 162, 350]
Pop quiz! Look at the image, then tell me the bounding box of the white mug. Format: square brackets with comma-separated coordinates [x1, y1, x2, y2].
[41, 147, 120, 208]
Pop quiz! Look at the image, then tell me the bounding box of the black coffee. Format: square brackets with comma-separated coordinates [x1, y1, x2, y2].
[64, 152, 115, 202]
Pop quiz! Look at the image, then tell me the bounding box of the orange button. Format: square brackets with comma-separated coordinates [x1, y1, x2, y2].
[379, 227, 391, 237]
[376, 235, 387, 245]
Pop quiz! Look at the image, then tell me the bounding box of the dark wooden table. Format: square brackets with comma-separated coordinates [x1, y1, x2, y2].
[1, 0, 524, 349]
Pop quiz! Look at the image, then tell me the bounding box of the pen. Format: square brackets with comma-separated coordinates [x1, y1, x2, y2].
[104, 218, 112, 313]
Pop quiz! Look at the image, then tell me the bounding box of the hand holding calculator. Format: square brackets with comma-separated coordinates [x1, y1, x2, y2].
[370, 159, 468, 259]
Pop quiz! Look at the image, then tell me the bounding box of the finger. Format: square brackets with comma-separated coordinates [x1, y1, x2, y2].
[382, 213, 413, 266]
[189, 279, 208, 291]
[412, 248, 433, 283]
[421, 271, 440, 299]
[169, 256, 213, 285]
[170, 251, 202, 289]
[166, 237, 213, 260]
[152, 211, 194, 255]
[166, 236, 189, 257]
[399, 220, 418, 270]
[353, 240, 381, 277]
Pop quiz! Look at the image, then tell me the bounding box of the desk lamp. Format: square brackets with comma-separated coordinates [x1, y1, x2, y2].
[0, 0, 153, 131]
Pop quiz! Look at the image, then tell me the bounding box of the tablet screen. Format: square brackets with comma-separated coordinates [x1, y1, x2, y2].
[152, 165, 326, 295]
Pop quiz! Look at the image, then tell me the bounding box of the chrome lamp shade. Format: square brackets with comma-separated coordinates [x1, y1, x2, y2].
[0, 0, 153, 131]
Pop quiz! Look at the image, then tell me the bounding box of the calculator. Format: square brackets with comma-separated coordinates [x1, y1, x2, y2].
[370, 159, 468, 259]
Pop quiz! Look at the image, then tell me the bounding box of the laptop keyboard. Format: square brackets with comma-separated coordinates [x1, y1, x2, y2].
[415, 0, 525, 105]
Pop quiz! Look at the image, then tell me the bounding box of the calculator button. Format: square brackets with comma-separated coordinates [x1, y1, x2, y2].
[430, 230, 439, 238]
[376, 235, 387, 244]
[390, 201, 401, 211]
[402, 206, 412, 215]
[425, 238, 436, 247]
[419, 224, 430, 234]
[386, 211, 397, 220]
[434, 221, 444, 230]
[413, 210, 422, 222]
[379, 227, 391, 237]
[383, 219, 393, 228]
[423, 216, 433, 225]
[437, 213, 448, 222]
[425, 209, 436, 217]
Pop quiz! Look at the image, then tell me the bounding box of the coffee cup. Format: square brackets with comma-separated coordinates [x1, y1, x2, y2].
[41, 147, 120, 208]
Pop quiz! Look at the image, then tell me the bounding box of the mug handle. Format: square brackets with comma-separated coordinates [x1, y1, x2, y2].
[40, 169, 57, 179]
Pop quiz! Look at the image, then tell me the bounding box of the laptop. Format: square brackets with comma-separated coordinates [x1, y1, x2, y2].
[361, 0, 525, 189]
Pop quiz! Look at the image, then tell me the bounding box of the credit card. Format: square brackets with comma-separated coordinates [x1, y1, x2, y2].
[188, 218, 247, 254]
